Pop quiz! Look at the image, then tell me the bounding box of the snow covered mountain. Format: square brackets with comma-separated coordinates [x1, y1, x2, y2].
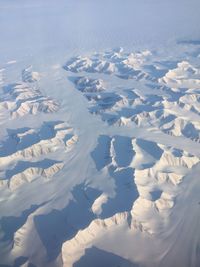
[0, 1, 200, 267]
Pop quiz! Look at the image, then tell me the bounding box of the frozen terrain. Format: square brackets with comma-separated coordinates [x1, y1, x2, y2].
[0, 0, 200, 267]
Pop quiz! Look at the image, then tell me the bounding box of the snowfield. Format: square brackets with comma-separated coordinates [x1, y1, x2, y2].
[0, 1, 200, 267]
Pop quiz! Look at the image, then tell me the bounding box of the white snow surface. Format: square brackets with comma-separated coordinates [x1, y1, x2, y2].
[0, 1, 200, 267]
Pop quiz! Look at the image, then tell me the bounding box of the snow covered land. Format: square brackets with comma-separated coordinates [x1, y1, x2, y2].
[0, 0, 200, 266]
